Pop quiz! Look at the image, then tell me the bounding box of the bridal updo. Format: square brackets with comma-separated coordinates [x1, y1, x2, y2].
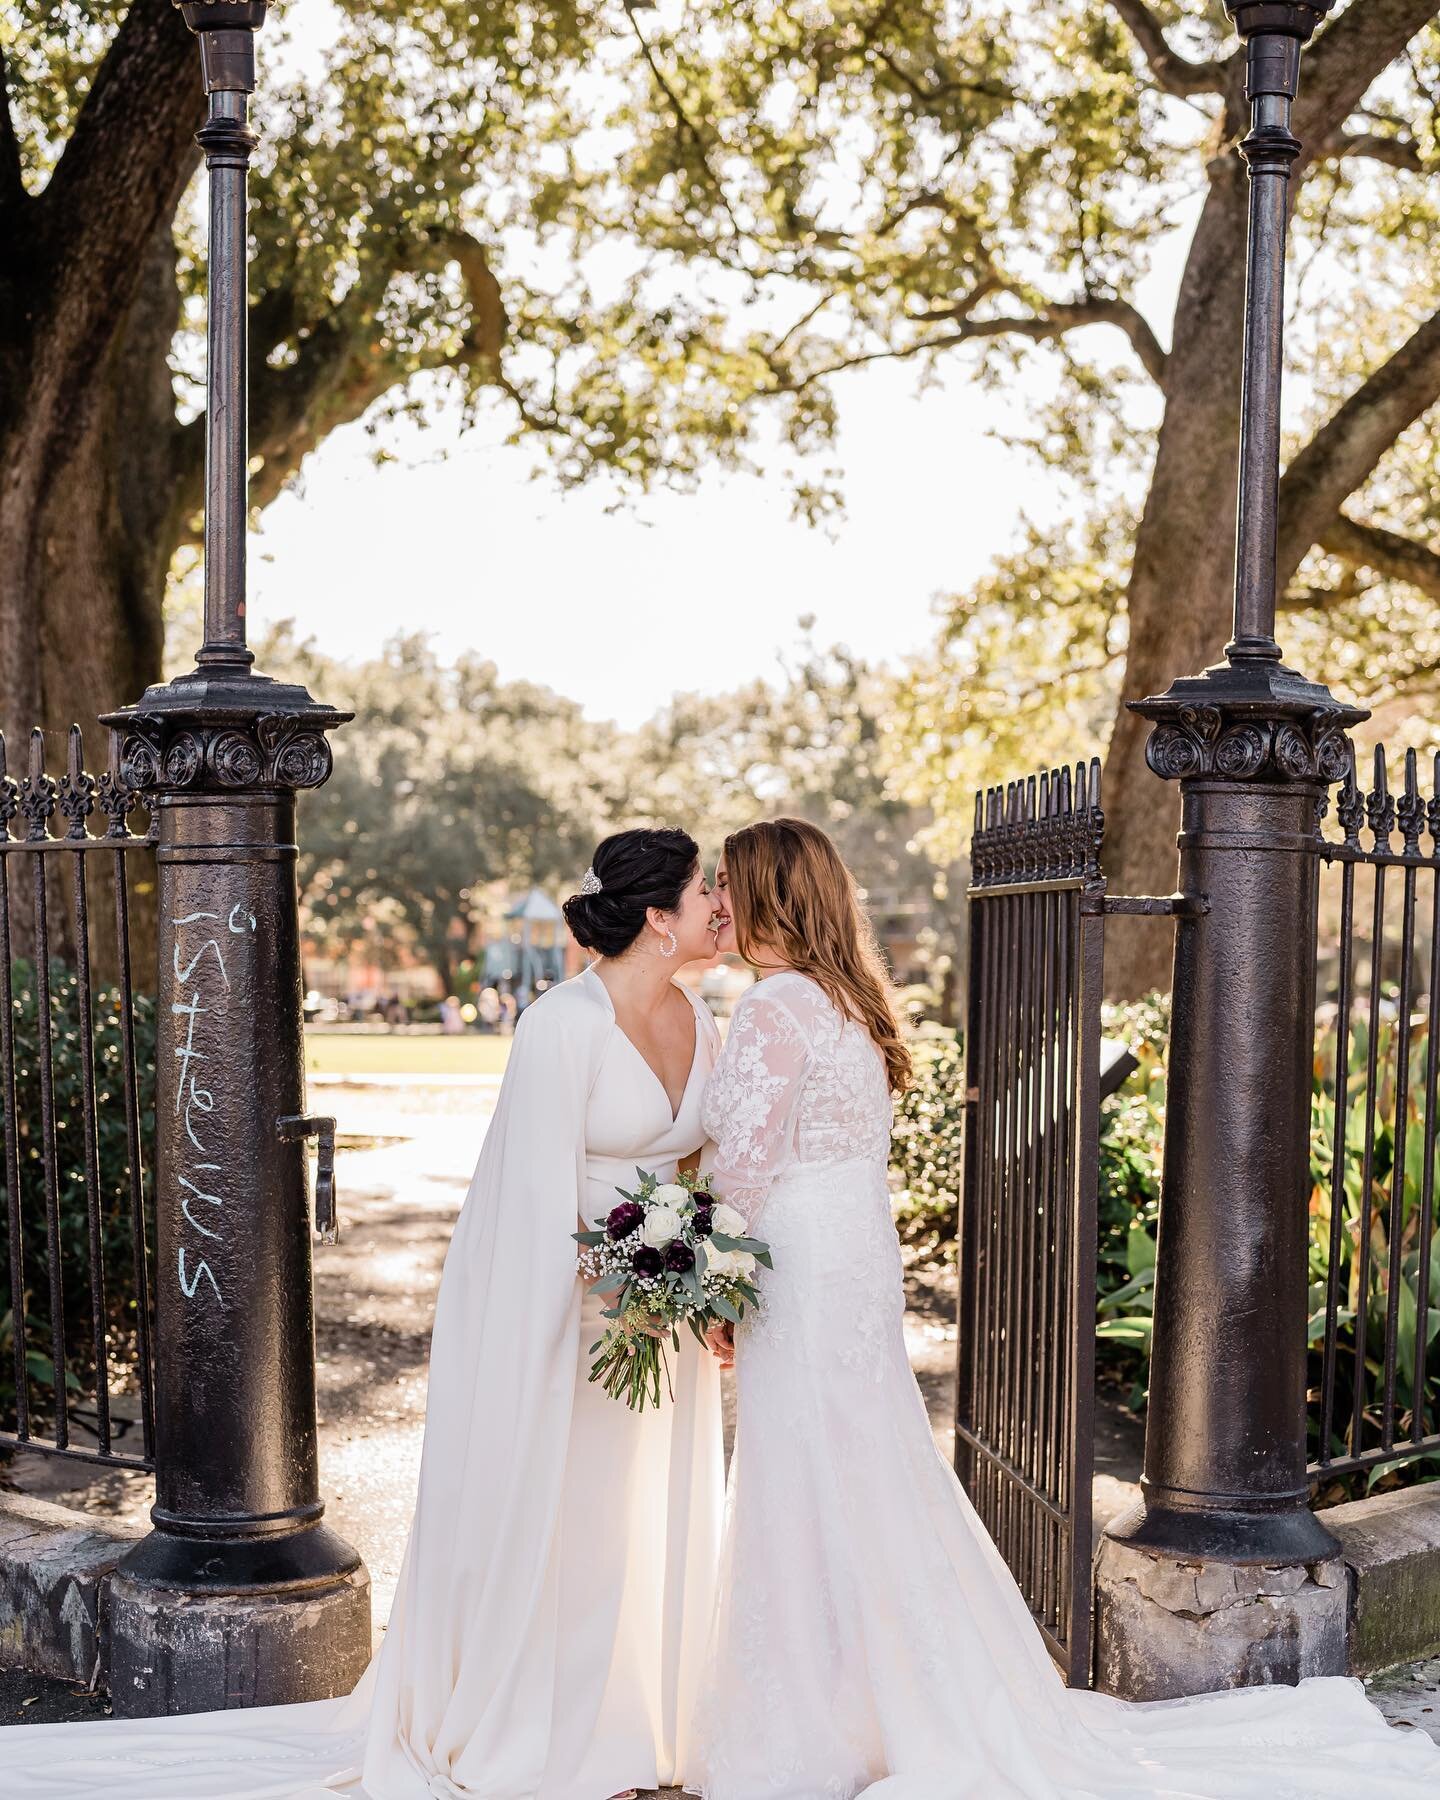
[562, 827, 700, 958]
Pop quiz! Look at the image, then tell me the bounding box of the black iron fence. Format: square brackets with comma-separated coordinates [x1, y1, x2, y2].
[0, 725, 157, 1472]
[957, 761, 1104, 1687]
[1310, 744, 1440, 1487]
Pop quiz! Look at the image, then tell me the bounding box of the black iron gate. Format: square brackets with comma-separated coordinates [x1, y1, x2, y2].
[0, 725, 157, 1473]
[956, 761, 1105, 1687]
[1309, 744, 1440, 1488]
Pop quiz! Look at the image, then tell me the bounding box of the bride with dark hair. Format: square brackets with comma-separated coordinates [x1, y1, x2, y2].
[1, 825, 727, 1800]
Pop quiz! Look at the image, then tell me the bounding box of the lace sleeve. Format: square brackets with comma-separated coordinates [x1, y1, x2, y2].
[702, 989, 811, 1227]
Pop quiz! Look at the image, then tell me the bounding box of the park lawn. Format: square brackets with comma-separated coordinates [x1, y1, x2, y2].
[304, 1033, 513, 1078]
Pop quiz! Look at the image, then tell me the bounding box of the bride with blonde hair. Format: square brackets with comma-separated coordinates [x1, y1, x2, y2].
[686, 814, 1439, 1800]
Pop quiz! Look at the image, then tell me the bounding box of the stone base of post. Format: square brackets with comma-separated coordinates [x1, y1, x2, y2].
[1093, 1501, 1347, 1698]
[107, 1527, 371, 1715]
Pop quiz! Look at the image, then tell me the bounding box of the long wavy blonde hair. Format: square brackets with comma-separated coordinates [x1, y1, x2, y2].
[722, 817, 911, 1093]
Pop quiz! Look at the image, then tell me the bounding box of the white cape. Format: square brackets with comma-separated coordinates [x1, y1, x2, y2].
[0, 971, 622, 1800]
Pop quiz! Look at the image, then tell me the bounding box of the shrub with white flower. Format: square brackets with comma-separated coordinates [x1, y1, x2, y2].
[573, 1166, 773, 1411]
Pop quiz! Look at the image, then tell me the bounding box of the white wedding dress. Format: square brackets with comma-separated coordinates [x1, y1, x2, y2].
[0, 966, 725, 1800]
[687, 970, 1440, 1800]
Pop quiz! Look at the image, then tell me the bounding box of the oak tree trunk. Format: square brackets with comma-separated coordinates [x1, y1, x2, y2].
[0, 0, 201, 978]
[1101, 162, 1251, 999]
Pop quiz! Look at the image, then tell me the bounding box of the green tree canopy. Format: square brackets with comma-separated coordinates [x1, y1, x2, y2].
[255, 625, 957, 1002]
[0, 0, 790, 759]
[251, 626, 615, 992]
[9, 1, 1439, 1003]
[522, 0, 1440, 987]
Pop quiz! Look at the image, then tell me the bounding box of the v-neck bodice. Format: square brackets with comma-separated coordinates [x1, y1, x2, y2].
[580, 982, 718, 1228]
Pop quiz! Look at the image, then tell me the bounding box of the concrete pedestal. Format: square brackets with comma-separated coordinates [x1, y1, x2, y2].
[1094, 1505, 1347, 1699]
[107, 1542, 370, 1715]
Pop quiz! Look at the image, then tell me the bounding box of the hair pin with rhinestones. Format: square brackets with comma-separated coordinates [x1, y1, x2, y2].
[579, 868, 603, 895]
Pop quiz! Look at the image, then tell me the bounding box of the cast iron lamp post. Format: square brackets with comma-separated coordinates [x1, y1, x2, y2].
[99, 0, 370, 1713]
[1095, 0, 1366, 1698]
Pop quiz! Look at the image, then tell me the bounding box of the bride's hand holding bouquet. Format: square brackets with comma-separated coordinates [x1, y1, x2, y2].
[574, 1168, 771, 1410]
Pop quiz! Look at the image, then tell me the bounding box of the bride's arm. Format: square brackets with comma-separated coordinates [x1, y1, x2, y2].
[700, 990, 808, 1366]
[705, 989, 810, 1230]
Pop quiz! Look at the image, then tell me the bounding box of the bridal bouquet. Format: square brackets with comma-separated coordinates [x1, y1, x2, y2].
[574, 1168, 772, 1411]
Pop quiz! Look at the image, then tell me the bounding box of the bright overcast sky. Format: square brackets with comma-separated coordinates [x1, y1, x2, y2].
[248, 361, 1064, 727]
[241, 7, 1196, 730]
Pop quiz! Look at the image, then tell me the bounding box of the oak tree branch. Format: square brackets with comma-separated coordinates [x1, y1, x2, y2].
[1315, 513, 1440, 604]
[1296, 0, 1440, 155]
[1320, 126, 1425, 170]
[1107, 0, 1230, 98]
[1276, 304, 1440, 587]
[774, 294, 1168, 392]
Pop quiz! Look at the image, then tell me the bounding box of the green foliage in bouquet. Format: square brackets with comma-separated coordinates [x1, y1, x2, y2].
[576, 1167, 773, 1411]
[0, 959, 158, 1437]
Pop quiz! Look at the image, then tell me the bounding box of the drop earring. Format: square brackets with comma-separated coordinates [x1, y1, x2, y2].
[659, 928, 678, 959]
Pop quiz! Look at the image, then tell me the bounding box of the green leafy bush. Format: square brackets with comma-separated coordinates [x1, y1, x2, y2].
[1093, 995, 1168, 1409]
[889, 997, 1169, 1394]
[0, 959, 157, 1434]
[1308, 1011, 1440, 1500]
[891, 1024, 966, 1260]
[889, 990, 1440, 1499]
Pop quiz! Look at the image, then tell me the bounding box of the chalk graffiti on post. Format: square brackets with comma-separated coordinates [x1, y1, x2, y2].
[170, 902, 257, 1304]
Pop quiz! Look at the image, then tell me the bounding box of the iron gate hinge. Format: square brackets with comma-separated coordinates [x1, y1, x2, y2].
[1082, 892, 1209, 918]
[277, 1114, 338, 1243]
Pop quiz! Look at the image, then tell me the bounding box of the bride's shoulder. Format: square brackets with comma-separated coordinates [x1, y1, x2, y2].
[516, 969, 612, 1039]
[731, 970, 825, 1031]
[673, 978, 722, 1043]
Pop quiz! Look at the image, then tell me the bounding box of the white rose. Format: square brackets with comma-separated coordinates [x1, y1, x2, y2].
[641, 1205, 683, 1248]
[710, 1203, 749, 1240]
[651, 1183, 689, 1209]
[706, 1246, 756, 1279]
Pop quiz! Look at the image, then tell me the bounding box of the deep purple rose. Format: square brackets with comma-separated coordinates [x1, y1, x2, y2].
[606, 1200, 645, 1240]
[632, 1245, 665, 1277]
[663, 1241, 696, 1274]
[691, 1205, 714, 1238]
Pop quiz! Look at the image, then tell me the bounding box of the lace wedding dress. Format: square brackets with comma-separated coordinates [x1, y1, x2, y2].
[687, 970, 1440, 1800]
[0, 966, 725, 1800]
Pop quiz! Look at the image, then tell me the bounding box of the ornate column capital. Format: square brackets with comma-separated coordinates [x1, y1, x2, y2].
[100, 671, 351, 799]
[1129, 660, 1367, 786]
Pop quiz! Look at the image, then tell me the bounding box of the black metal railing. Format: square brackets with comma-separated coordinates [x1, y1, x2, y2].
[1310, 744, 1440, 1487]
[957, 760, 1103, 1686]
[0, 725, 157, 1472]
